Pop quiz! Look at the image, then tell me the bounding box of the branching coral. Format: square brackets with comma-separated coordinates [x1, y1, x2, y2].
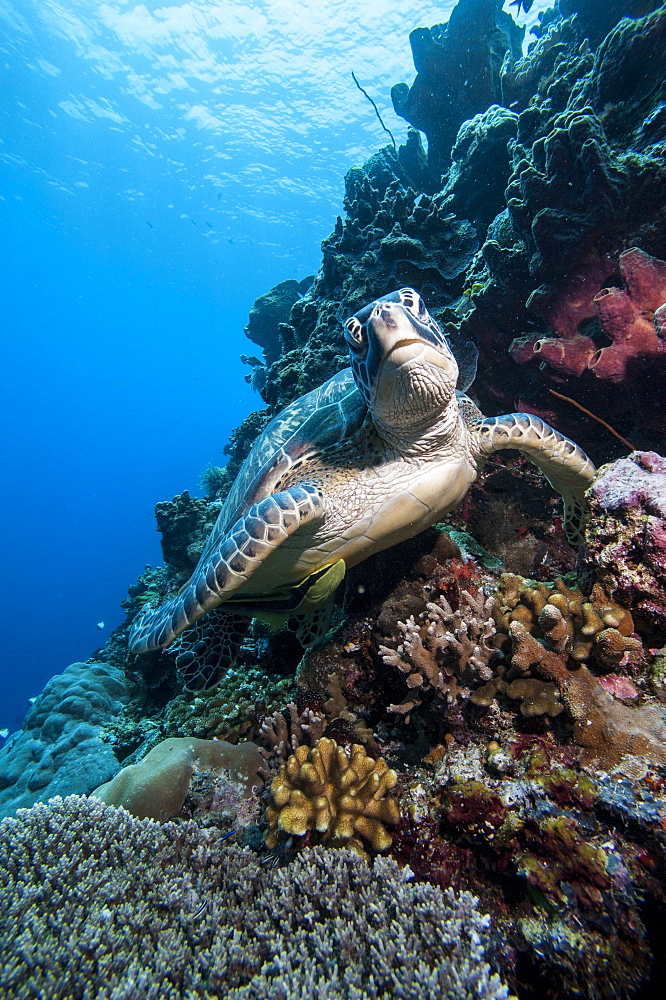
[0, 796, 512, 1000]
[493, 573, 641, 668]
[259, 701, 326, 762]
[265, 737, 399, 853]
[380, 590, 498, 718]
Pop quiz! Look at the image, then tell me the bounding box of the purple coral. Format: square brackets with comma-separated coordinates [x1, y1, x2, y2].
[585, 451, 666, 645]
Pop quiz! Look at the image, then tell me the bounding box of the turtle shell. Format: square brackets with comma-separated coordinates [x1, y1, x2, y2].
[198, 368, 367, 565]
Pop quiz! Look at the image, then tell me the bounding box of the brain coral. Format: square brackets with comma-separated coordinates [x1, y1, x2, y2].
[265, 736, 399, 853]
[0, 661, 128, 819]
[0, 795, 511, 1000]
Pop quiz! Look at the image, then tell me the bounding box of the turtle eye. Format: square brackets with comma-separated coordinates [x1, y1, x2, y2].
[344, 317, 365, 351]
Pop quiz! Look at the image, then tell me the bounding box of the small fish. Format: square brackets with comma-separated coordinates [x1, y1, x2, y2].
[509, 0, 533, 12]
[145, 221, 153, 228]
[0, 728, 8, 740]
[96, 621, 105, 630]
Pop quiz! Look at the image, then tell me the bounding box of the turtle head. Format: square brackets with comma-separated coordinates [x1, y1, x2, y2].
[344, 288, 459, 433]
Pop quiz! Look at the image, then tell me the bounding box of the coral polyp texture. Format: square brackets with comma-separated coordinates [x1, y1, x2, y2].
[265, 736, 399, 853]
[493, 573, 641, 668]
[0, 796, 512, 1000]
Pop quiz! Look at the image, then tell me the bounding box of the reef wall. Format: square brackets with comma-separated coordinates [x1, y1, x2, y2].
[3, 4, 666, 999]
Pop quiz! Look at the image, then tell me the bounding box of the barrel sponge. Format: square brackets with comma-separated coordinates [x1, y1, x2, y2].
[265, 736, 399, 853]
[93, 737, 264, 822]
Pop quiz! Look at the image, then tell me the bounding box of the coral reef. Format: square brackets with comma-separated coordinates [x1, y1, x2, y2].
[244, 278, 304, 367]
[154, 490, 219, 574]
[394, 739, 665, 1000]
[380, 590, 498, 718]
[585, 450, 666, 647]
[493, 573, 641, 668]
[0, 662, 128, 819]
[0, 795, 511, 1000]
[509, 621, 666, 771]
[12, 3, 666, 998]
[92, 736, 264, 821]
[265, 737, 399, 853]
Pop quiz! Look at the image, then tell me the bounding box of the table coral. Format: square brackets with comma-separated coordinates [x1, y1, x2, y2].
[265, 737, 398, 853]
[585, 450, 666, 647]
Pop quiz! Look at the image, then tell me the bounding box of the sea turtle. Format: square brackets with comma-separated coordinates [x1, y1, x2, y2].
[129, 287, 596, 688]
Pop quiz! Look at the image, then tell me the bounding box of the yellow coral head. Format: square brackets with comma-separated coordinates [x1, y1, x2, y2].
[265, 737, 399, 854]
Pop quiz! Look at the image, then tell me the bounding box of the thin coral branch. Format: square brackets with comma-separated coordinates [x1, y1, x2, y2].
[547, 389, 635, 451]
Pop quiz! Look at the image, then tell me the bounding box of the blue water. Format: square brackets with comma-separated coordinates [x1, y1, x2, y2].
[0, 0, 546, 733]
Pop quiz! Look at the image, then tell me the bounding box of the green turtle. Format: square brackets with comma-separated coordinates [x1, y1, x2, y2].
[129, 287, 596, 688]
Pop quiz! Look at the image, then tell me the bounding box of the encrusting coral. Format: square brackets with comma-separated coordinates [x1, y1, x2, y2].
[380, 590, 498, 718]
[265, 736, 399, 853]
[93, 736, 265, 822]
[0, 795, 512, 1000]
[509, 621, 666, 771]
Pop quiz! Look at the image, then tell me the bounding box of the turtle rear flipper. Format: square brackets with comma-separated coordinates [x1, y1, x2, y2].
[475, 413, 596, 545]
[128, 483, 325, 654]
[173, 610, 252, 691]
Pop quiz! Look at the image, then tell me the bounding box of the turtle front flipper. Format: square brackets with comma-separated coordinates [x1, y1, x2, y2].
[475, 413, 596, 545]
[128, 483, 325, 654]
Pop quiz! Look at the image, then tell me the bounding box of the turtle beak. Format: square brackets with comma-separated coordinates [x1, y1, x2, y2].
[368, 303, 455, 377]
